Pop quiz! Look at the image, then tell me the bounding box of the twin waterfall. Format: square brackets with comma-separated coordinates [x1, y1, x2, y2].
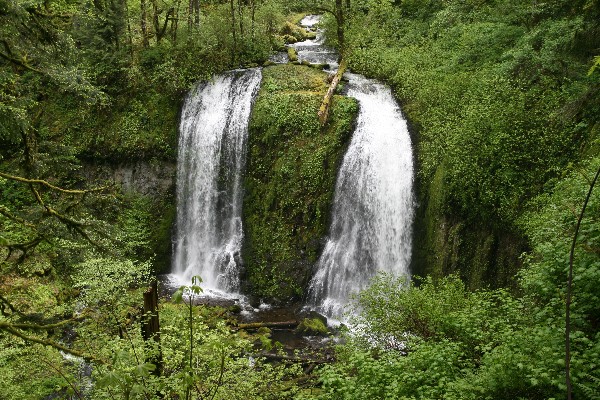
[172, 69, 261, 293]
[306, 73, 414, 318]
[172, 22, 413, 319]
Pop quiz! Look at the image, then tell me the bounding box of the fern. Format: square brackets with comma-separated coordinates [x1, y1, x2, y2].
[588, 56, 600, 76]
[578, 373, 600, 400]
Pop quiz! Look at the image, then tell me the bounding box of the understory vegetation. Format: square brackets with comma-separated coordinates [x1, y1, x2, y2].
[1, 0, 599, 398]
[1, 0, 314, 397]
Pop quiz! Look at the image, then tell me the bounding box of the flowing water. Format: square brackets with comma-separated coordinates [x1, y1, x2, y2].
[291, 16, 339, 69]
[171, 69, 262, 294]
[306, 74, 414, 320]
[298, 17, 415, 321]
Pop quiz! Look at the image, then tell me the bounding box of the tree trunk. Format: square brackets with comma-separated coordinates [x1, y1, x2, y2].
[235, 320, 299, 330]
[230, 0, 237, 64]
[125, 1, 134, 60]
[141, 0, 149, 47]
[194, 0, 200, 26]
[151, 0, 173, 43]
[238, 0, 244, 39]
[187, 0, 193, 31]
[335, 0, 345, 53]
[256, 352, 330, 364]
[250, 0, 255, 37]
[141, 280, 162, 375]
[170, 1, 179, 42]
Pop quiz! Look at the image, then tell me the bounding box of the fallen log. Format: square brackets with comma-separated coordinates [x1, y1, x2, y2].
[235, 320, 299, 330]
[317, 59, 347, 126]
[255, 352, 332, 364]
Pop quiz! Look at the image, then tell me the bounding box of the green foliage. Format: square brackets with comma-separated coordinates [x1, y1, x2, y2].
[308, 157, 600, 400]
[0, 341, 81, 400]
[244, 64, 358, 300]
[312, 269, 599, 399]
[71, 256, 151, 306]
[339, 0, 600, 287]
[314, 340, 468, 400]
[519, 157, 600, 334]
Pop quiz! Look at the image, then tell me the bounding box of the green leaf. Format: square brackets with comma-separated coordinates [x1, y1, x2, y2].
[130, 384, 146, 395]
[191, 275, 203, 286]
[134, 362, 156, 378]
[97, 370, 123, 388]
[172, 288, 184, 304]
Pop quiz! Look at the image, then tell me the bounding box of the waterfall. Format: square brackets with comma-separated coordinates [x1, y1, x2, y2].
[172, 69, 262, 293]
[307, 73, 414, 320]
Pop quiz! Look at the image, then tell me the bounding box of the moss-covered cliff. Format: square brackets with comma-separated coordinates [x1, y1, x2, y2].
[243, 64, 358, 301]
[411, 162, 525, 289]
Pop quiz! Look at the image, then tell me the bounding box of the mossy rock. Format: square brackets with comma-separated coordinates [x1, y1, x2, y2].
[411, 163, 525, 290]
[295, 318, 328, 336]
[287, 47, 298, 62]
[243, 64, 358, 301]
[283, 34, 298, 44]
[280, 21, 312, 42]
[310, 63, 328, 70]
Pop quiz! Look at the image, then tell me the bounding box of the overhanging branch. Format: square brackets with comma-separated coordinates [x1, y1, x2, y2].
[0, 171, 110, 195]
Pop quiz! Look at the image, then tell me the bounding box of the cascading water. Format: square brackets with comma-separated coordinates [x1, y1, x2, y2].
[291, 16, 339, 68]
[306, 73, 414, 320]
[172, 69, 262, 294]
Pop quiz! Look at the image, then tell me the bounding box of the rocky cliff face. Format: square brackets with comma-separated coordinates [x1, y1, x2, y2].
[83, 161, 177, 273]
[84, 161, 176, 198]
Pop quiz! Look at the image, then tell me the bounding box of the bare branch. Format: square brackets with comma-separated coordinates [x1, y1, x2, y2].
[25, 6, 73, 20]
[0, 324, 105, 364]
[0, 40, 43, 74]
[0, 294, 25, 317]
[0, 205, 37, 229]
[0, 171, 111, 195]
[0, 315, 88, 331]
[566, 163, 600, 400]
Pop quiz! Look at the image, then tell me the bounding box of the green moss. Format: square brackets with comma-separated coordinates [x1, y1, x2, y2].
[149, 198, 177, 274]
[40, 86, 180, 163]
[295, 317, 328, 336]
[287, 47, 298, 62]
[413, 162, 523, 290]
[280, 20, 314, 43]
[243, 64, 358, 301]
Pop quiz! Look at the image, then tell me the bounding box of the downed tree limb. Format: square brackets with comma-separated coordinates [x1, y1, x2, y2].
[0, 315, 88, 330]
[255, 352, 331, 364]
[317, 59, 347, 126]
[234, 320, 299, 330]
